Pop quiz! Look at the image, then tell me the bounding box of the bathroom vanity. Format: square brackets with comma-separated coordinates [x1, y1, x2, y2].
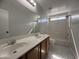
[0, 34, 50, 59]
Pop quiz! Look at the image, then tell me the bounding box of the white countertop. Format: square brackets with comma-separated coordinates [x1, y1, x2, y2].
[0, 34, 49, 59]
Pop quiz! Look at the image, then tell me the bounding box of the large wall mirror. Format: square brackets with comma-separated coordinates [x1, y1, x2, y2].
[0, 9, 9, 39]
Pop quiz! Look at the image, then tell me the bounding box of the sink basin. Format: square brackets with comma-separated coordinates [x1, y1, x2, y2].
[0, 34, 42, 58]
[0, 42, 27, 58]
[5, 42, 27, 50]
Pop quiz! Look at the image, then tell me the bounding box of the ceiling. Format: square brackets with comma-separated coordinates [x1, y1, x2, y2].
[16, 0, 79, 16]
[36, 0, 79, 16]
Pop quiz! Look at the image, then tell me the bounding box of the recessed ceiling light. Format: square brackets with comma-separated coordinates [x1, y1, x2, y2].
[27, 0, 36, 6]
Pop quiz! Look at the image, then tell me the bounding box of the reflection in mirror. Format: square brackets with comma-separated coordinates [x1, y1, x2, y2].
[0, 9, 9, 39]
[26, 19, 40, 35]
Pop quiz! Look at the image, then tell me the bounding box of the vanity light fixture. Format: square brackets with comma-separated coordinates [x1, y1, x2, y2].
[71, 15, 79, 19]
[50, 16, 66, 21]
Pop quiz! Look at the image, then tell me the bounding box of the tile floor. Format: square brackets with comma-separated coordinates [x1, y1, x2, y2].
[46, 39, 75, 59]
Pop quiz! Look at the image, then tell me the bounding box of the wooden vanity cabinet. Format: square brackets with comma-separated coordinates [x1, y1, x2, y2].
[26, 45, 40, 59]
[18, 45, 40, 59]
[18, 37, 49, 59]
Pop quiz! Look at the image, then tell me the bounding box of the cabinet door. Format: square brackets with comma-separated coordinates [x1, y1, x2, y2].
[41, 40, 47, 59]
[27, 45, 40, 59]
[46, 38, 50, 54]
[41, 38, 49, 59]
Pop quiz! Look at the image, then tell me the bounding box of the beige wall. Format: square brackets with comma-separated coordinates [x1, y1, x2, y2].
[71, 18, 79, 59]
[39, 17, 68, 40]
[48, 20, 68, 39]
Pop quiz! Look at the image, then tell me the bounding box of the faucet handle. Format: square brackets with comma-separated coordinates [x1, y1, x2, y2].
[7, 39, 16, 45]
